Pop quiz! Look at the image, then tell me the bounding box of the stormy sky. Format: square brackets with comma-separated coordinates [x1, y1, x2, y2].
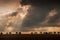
[0, 0, 60, 32]
[21, 0, 60, 27]
[21, 0, 60, 32]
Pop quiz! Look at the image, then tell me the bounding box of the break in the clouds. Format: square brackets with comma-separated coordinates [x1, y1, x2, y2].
[0, 0, 60, 32]
[0, 0, 31, 32]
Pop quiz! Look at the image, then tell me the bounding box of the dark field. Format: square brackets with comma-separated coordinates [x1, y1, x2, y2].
[0, 32, 60, 40]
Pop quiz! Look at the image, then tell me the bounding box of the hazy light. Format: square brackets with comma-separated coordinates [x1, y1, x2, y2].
[5, 27, 14, 32]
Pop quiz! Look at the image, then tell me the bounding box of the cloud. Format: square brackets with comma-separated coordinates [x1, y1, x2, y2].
[0, 0, 60, 32]
[21, 0, 60, 27]
[41, 8, 57, 25]
[20, 0, 60, 32]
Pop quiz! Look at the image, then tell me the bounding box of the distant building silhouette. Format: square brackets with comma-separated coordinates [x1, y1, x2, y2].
[6, 32, 8, 34]
[57, 32, 60, 34]
[9, 32, 11, 34]
[16, 32, 18, 34]
[40, 32, 42, 34]
[48, 32, 52, 34]
[31, 32, 33, 34]
[34, 32, 37, 34]
[19, 32, 21, 34]
[54, 32, 56, 34]
[43, 32, 48, 34]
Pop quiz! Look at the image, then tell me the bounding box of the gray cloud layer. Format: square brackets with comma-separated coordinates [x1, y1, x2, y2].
[0, 0, 60, 32]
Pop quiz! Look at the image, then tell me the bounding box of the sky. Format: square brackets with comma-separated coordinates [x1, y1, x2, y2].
[0, 0, 60, 32]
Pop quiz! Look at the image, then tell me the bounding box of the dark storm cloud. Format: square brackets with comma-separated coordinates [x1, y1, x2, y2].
[22, 6, 51, 27]
[21, 0, 60, 6]
[21, 0, 60, 27]
[0, 0, 17, 2]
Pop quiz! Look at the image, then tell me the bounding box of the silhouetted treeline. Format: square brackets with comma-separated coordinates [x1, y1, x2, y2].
[0, 32, 60, 40]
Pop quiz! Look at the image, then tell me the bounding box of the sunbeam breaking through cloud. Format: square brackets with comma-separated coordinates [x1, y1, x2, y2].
[0, 0, 60, 33]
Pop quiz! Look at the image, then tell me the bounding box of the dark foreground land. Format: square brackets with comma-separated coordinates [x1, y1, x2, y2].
[0, 34, 60, 40]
